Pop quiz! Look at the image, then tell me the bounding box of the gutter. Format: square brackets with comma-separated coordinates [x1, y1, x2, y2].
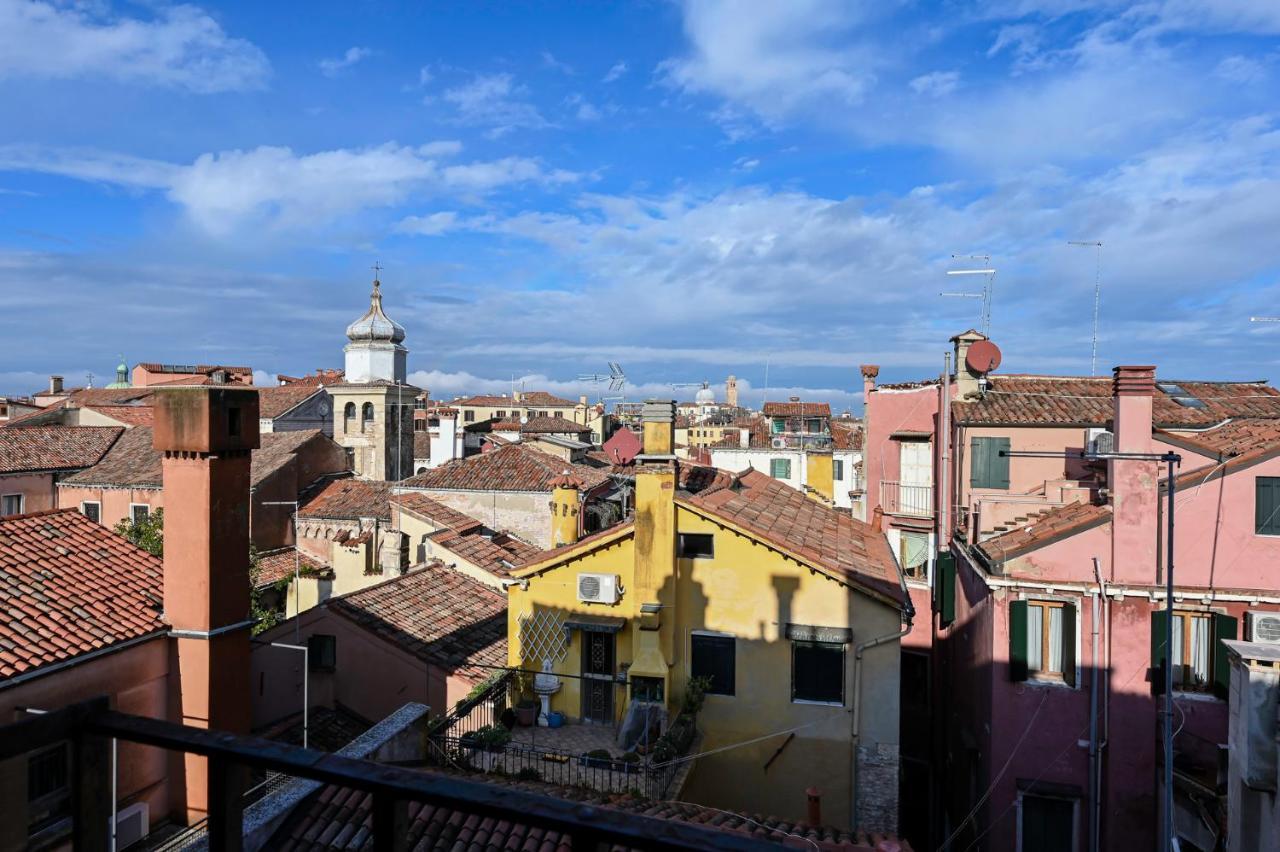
[0, 629, 169, 691]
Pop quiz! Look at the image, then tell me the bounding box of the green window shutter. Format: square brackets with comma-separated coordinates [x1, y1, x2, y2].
[1009, 600, 1029, 682]
[970, 438, 988, 488]
[1061, 603, 1077, 688]
[993, 438, 1011, 489]
[1213, 613, 1238, 700]
[770, 458, 790, 479]
[1257, 477, 1280, 535]
[935, 552, 956, 625]
[1151, 610, 1169, 695]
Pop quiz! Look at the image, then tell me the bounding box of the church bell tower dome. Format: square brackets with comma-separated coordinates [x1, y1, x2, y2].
[346, 278, 406, 344]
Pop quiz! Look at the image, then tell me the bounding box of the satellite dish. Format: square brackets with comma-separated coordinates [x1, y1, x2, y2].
[966, 340, 1002, 374]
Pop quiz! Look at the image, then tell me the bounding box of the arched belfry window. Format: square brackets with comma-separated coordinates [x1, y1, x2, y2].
[343, 402, 356, 432]
[362, 402, 375, 431]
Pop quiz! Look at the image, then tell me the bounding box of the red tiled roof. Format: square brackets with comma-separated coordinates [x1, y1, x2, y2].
[954, 375, 1280, 427]
[300, 478, 393, 522]
[763, 401, 831, 417]
[258, 386, 325, 419]
[1158, 417, 1280, 459]
[255, 547, 330, 585]
[0, 426, 124, 475]
[490, 420, 523, 432]
[62, 428, 331, 490]
[81, 405, 154, 427]
[975, 501, 1112, 564]
[519, 391, 577, 408]
[521, 416, 588, 435]
[454, 394, 518, 407]
[278, 369, 345, 386]
[398, 444, 611, 493]
[271, 774, 910, 851]
[0, 510, 164, 681]
[413, 431, 431, 459]
[391, 493, 484, 532]
[428, 527, 538, 579]
[136, 362, 252, 375]
[832, 422, 864, 451]
[680, 468, 904, 605]
[327, 563, 507, 679]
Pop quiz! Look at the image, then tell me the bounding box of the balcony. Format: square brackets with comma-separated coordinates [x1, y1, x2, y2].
[881, 481, 933, 517]
[765, 432, 832, 450]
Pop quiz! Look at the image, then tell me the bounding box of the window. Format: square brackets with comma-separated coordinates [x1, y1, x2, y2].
[631, 676, 664, 702]
[80, 502, 101, 524]
[770, 458, 792, 479]
[361, 402, 375, 430]
[677, 533, 715, 559]
[130, 504, 150, 525]
[1010, 599, 1077, 686]
[553, 411, 563, 419]
[308, 634, 337, 672]
[344, 402, 356, 431]
[1019, 794, 1076, 852]
[27, 742, 70, 834]
[899, 530, 930, 581]
[970, 436, 1011, 489]
[771, 418, 785, 434]
[227, 406, 241, 437]
[2, 493, 23, 517]
[833, 459, 844, 481]
[1151, 610, 1236, 696]
[1256, 477, 1280, 535]
[496, 410, 507, 419]
[792, 640, 845, 704]
[464, 410, 475, 423]
[690, 633, 735, 696]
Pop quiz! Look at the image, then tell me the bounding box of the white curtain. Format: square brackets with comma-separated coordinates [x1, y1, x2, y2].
[1189, 616, 1210, 687]
[1047, 607, 1063, 674]
[1027, 605, 1043, 672]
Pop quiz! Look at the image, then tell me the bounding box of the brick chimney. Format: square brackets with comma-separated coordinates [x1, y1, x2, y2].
[631, 400, 676, 698]
[49, 375, 63, 394]
[860, 365, 879, 403]
[549, 470, 584, 547]
[153, 385, 259, 824]
[951, 329, 988, 400]
[1109, 366, 1157, 584]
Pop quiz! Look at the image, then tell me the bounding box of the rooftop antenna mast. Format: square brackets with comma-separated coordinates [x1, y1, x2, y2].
[576, 370, 610, 405]
[1069, 241, 1104, 375]
[1250, 316, 1280, 323]
[599, 362, 627, 405]
[941, 253, 996, 335]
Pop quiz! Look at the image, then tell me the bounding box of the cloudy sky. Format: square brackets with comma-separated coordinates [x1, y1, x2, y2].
[2, 0, 1279, 410]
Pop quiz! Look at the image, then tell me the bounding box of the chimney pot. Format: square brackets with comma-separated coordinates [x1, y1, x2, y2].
[872, 505, 884, 532]
[49, 375, 63, 394]
[805, 786, 822, 826]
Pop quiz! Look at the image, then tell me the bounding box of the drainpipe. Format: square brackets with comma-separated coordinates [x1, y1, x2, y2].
[1088, 556, 1103, 852]
[939, 352, 951, 550]
[851, 569, 915, 830]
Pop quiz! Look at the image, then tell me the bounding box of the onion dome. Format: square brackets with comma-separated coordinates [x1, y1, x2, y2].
[346, 279, 406, 344]
[695, 381, 715, 405]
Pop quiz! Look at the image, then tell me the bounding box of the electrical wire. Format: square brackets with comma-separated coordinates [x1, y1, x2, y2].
[688, 805, 821, 851]
[649, 718, 832, 770]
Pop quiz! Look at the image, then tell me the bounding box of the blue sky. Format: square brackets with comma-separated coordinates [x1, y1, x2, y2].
[2, 0, 1280, 410]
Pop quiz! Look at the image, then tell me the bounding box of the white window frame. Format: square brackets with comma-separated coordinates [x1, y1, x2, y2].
[2, 493, 24, 516]
[1015, 791, 1080, 852]
[128, 503, 151, 525]
[80, 501, 102, 523]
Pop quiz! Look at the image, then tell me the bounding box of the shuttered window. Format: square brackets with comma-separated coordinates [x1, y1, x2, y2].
[770, 458, 791, 479]
[934, 551, 955, 625]
[691, 634, 735, 696]
[1256, 477, 1280, 535]
[970, 437, 1011, 489]
[1150, 610, 1236, 697]
[1010, 599, 1077, 687]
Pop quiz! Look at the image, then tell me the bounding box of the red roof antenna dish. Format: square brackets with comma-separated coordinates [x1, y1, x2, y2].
[966, 339, 1002, 374]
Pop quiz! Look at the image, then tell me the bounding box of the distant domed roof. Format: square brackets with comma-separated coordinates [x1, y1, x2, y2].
[346, 279, 406, 344]
[695, 382, 715, 404]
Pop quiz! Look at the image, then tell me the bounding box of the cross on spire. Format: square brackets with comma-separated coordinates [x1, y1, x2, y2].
[371, 261, 382, 282]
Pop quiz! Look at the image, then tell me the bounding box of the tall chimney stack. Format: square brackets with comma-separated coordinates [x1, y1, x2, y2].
[950, 329, 988, 400]
[49, 375, 63, 394]
[1109, 365, 1157, 584]
[153, 385, 260, 824]
[860, 365, 879, 403]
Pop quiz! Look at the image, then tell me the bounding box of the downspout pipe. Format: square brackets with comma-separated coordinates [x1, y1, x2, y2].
[1089, 556, 1104, 852]
[851, 567, 916, 830]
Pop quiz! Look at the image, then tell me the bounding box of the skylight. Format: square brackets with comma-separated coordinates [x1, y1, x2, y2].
[1156, 382, 1206, 408]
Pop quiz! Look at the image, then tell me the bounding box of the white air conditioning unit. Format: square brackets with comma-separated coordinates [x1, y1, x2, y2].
[1085, 428, 1114, 457]
[577, 572, 621, 605]
[1246, 610, 1280, 644]
[771, 438, 787, 449]
[111, 802, 150, 850]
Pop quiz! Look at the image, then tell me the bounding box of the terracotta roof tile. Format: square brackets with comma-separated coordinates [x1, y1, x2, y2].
[255, 547, 330, 586]
[832, 422, 864, 451]
[0, 509, 165, 681]
[1158, 417, 1280, 459]
[428, 527, 538, 579]
[259, 386, 326, 419]
[413, 431, 431, 459]
[398, 444, 610, 494]
[300, 478, 393, 521]
[955, 375, 1280, 427]
[0, 426, 123, 474]
[81, 405, 154, 427]
[390, 493, 483, 532]
[975, 501, 1112, 564]
[520, 416, 588, 435]
[327, 563, 507, 679]
[518, 392, 577, 408]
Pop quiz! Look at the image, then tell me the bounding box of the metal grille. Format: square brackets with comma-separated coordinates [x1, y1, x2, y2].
[518, 609, 568, 666]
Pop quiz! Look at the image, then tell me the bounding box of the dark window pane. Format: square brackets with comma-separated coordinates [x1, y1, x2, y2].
[308, 634, 337, 672]
[1021, 795, 1075, 852]
[691, 634, 735, 696]
[678, 533, 715, 559]
[793, 641, 844, 703]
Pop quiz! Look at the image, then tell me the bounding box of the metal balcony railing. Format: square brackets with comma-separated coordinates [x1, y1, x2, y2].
[881, 481, 933, 517]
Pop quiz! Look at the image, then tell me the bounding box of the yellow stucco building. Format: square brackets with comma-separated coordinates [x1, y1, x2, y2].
[506, 401, 909, 832]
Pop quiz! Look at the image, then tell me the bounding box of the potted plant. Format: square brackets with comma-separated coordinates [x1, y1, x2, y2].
[580, 748, 614, 769]
[480, 724, 512, 753]
[515, 698, 539, 727]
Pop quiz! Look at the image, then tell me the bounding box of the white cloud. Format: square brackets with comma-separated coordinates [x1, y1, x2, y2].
[0, 0, 269, 92]
[909, 70, 959, 97]
[1215, 55, 1266, 84]
[541, 51, 574, 74]
[442, 73, 550, 137]
[733, 156, 759, 171]
[602, 60, 628, 83]
[564, 93, 602, 121]
[397, 211, 459, 236]
[660, 0, 879, 125]
[319, 46, 371, 77]
[418, 65, 434, 86]
[0, 142, 578, 236]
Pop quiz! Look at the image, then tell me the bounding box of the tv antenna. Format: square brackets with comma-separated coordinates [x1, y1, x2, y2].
[1251, 317, 1280, 323]
[1069, 240, 1103, 375]
[584, 362, 628, 403]
[940, 254, 996, 336]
